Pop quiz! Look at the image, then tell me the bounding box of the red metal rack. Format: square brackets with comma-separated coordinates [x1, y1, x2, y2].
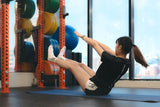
[0, 1, 10, 93]
[14, 1, 21, 72]
[59, 0, 66, 89]
[36, 0, 45, 88]
[36, 0, 66, 88]
[0, 0, 67, 91]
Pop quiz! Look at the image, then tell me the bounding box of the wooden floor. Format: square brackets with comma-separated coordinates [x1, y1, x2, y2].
[0, 86, 160, 107]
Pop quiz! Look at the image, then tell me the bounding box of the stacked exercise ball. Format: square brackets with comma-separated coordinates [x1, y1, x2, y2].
[37, 0, 59, 14]
[44, 37, 59, 60]
[37, 0, 59, 35]
[20, 18, 33, 38]
[51, 25, 79, 50]
[36, 0, 60, 60]
[19, 0, 36, 38]
[37, 12, 58, 35]
[14, 0, 35, 65]
[20, 0, 36, 19]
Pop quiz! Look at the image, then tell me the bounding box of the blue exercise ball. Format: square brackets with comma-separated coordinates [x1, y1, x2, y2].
[51, 25, 79, 50]
[21, 41, 35, 62]
[44, 37, 59, 60]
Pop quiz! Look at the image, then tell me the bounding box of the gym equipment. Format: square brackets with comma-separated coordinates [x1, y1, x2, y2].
[52, 25, 79, 50]
[20, 0, 36, 19]
[37, 12, 58, 35]
[71, 52, 82, 85]
[44, 37, 59, 60]
[36, 60, 59, 87]
[20, 18, 33, 38]
[44, 60, 59, 75]
[37, 0, 59, 14]
[21, 41, 35, 62]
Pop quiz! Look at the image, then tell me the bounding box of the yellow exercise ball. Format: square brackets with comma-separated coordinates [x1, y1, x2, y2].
[20, 18, 33, 38]
[37, 12, 58, 36]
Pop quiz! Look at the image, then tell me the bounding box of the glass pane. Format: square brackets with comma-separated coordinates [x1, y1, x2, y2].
[134, 0, 160, 79]
[93, 0, 129, 79]
[9, 1, 15, 72]
[65, 0, 87, 64]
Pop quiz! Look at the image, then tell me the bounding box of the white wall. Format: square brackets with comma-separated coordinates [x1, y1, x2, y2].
[0, 72, 35, 88]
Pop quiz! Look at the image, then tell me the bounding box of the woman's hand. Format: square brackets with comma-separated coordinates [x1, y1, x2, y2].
[74, 31, 97, 46]
[74, 31, 84, 38]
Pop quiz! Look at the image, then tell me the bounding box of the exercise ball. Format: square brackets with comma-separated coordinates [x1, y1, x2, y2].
[37, 0, 59, 13]
[20, 0, 36, 19]
[44, 37, 59, 60]
[37, 12, 58, 35]
[20, 18, 33, 38]
[44, 60, 59, 75]
[21, 41, 35, 62]
[51, 25, 79, 50]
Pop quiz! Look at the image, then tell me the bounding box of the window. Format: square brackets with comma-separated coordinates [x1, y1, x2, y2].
[9, 1, 15, 72]
[92, 0, 129, 78]
[65, 0, 88, 64]
[134, 0, 160, 79]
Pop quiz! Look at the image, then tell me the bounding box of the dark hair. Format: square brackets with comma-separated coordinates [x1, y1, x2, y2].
[116, 36, 149, 67]
[116, 36, 133, 54]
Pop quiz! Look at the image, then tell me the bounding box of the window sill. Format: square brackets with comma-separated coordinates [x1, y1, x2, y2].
[115, 80, 160, 89]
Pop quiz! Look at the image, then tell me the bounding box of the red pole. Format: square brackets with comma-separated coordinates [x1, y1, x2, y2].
[0, 2, 10, 93]
[14, 1, 21, 72]
[36, 0, 45, 88]
[59, 0, 66, 89]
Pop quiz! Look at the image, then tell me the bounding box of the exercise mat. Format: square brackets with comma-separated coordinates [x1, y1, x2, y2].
[29, 88, 160, 103]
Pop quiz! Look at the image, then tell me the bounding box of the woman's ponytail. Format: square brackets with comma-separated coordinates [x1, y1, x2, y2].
[133, 45, 149, 67]
[116, 36, 149, 67]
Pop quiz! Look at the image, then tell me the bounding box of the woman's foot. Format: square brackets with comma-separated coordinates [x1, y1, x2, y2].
[57, 46, 66, 60]
[48, 45, 57, 62]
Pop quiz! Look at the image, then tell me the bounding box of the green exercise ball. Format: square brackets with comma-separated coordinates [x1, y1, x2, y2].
[20, 0, 36, 19]
[37, 0, 59, 13]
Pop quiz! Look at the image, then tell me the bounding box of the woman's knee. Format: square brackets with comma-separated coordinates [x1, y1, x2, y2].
[64, 60, 83, 71]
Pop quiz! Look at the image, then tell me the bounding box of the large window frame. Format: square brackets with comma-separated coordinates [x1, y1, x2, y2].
[88, 0, 160, 80]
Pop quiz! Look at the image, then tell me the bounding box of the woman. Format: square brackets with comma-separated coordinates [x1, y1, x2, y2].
[48, 31, 148, 96]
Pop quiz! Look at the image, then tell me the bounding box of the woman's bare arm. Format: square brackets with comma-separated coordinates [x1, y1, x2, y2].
[74, 31, 104, 57]
[95, 40, 115, 56]
[74, 31, 115, 56]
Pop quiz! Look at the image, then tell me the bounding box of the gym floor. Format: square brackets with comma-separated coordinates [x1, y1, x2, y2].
[0, 86, 160, 107]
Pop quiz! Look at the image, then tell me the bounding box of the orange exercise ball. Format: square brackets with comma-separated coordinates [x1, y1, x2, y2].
[44, 60, 59, 75]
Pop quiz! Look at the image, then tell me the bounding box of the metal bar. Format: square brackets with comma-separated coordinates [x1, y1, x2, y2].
[129, 0, 134, 80]
[87, 0, 93, 68]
